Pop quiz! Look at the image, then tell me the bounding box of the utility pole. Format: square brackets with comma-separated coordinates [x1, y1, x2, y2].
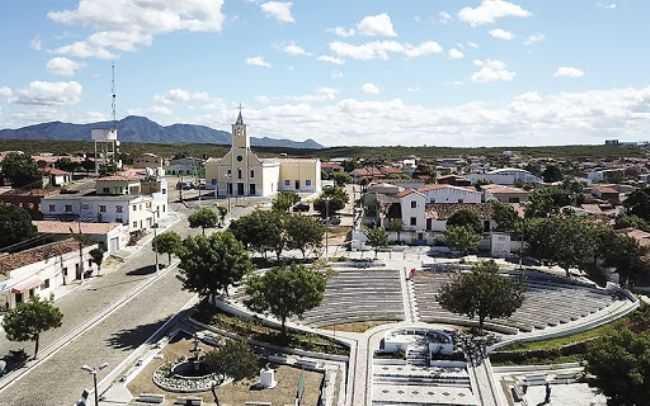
[81, 362, 108, 406]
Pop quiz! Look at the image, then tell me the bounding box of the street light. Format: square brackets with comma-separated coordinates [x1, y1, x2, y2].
[80, 362, 109, 406]
[148, 209, 160, 273]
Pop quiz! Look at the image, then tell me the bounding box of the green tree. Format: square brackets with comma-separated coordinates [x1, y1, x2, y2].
[2, 296, 63, 358]
[447, 209, 482, 234]
[386, 219, 403, 244]
[216, 206, 228, 226]
[601, 231, 649, 288]
[0, 205, 36, 248]
[541, 164, 563, 183]
[585, 328, 650, 406]
[438, 261, 526, 334]
[615, 214, 650, 232]
[204, 339, 258, 382]
[491, 202, 517, 232]
[313, 187, 349, 218]
[332, 171, 353, 186]
[152, 231, 183, 264]
[364, 227, 388, 258]
[525, 187, 573, 218]
[624, 188, 650, 221]
[231, 209, 286, 260]
[178, 232, 253, 299]
[54, 158, 79, 173]
[89, 247, 105, 275]
[244, 264, 326, 337]
[1, 153, 40, 187]
[272, 191, 300, 213]
[445, 225, 481, 256]
[286, 215, 325, 258]
[526, 214, 596, 277]
[188, 207, 219, 236]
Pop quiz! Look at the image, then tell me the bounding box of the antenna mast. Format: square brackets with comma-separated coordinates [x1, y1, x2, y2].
[111, 62, 117, 130]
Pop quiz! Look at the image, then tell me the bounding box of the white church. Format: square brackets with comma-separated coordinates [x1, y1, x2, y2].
[205, 111, 321, 197]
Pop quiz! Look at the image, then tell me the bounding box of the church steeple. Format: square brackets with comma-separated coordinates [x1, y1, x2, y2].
[235, 103, 244, 126]
[231, 104, 249, 149]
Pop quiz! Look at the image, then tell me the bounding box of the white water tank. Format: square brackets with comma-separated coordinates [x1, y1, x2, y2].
[260, 366, 277, 389]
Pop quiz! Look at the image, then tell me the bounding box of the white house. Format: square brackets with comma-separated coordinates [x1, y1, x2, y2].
[205, 111, 321, 197]
[417, 184, 481, 204]
[0, 238, 99, 309]
[33, 221, 129, 253]
[467, 168, 541, 185]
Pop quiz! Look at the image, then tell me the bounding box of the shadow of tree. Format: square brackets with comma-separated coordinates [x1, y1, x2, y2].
[106, 319, 168, 351]
[126, 265, 158, 276]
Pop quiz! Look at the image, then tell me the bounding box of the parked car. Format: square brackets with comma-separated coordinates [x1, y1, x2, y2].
[293, 202, 310, 212]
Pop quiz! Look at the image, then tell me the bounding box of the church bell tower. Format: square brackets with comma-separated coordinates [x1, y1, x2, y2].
[232, 105, 250, 150]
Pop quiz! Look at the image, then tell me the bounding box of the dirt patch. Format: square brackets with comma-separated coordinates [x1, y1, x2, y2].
[321, 320, 394, 333]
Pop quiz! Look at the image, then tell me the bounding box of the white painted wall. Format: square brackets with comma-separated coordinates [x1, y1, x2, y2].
[420, 187, 481, 204]
[399, 193, 426, 232]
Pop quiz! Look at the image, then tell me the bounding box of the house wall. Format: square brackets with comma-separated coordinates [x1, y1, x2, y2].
[421, 187, 481, 204]
[279, 159, 322, 194]
[399, 194, 426, 232]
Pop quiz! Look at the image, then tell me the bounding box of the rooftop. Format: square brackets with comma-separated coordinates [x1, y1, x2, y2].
[0, 238, 84, 275]
[425, 202, 494, 220]
[34, 220, 122, 235]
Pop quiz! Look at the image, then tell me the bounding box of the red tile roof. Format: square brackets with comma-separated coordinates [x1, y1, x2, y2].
[34, 221, 121, 235]
[425, 203, 494, 220]
[0, 238, 86, 275]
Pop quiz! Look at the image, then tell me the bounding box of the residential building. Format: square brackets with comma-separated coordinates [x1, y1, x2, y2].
[205, 111, 321, 197]
[40, 167, 72, 187]
[133, 153, 163, 169]
[0, 188, 59, 219]
[467, 168, 542, 185]
[482, 184, 530, 203]
[0, 238, 99, 310]
[417, 184, 482, 204]
[33, 221, 129, 253]
[165, 157, 205, 177]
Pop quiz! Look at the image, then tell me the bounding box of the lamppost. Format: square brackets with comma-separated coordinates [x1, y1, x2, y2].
[81, 362, 109, 406]
[148, 209, 160, 273]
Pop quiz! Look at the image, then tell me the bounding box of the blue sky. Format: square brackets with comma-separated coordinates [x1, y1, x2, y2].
[1, 0, 649, 147]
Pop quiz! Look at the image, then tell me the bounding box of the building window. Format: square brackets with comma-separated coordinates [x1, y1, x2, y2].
[116, 217, 123, 223]
[41, 279, 50, 290]
[284, 180, 290, 186]
[65, 205, 73, 212]
[458, 199, 464, 204]
[411, 201, 417, 209]
[162, 188, 167, 195]
[49, 204, 56, 212]
[132, 221, 138, 228]
[82, 204, 89, 210]
[116, 205, 123, 213]
[103, 187, 110, 194]
[238, 169, 242, 179]
[305, 179, 312, 186]
[227, 169, 232, 176]
[211, 179, 217, 185]
[410, 217, 417, 226]
[132, 205, 137, 211]
[162, 205, 166, 213]
[250, 170, 254, 178]
[99, 205, 106, 213]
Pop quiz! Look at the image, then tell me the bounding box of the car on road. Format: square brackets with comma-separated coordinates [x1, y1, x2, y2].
[293, 202, 310, 212]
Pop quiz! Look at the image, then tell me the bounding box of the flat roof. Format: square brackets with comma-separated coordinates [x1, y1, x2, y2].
[34, 220, 121, 235]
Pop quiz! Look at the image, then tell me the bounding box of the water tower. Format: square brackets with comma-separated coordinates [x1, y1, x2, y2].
[92, 63, 121, 175]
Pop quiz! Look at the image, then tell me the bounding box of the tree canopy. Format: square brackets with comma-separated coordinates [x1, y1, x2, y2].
[438, 261, 526, 334]
[541, 164, 563, 183]
[313, 187, 349, 218]
[204, 339, 258, 382]
[624, 188, 650, 221]
[188, 207, 219, 235]
[445, 225, 481, 256]
[364, 227, 389, 258]
[0, 205, 36, 248]
[272, 191, 300, 213]
[332, 171, 353, 186]
[2, 296, 63, 358]
[285, 214, 325, 258]
[89, 247, 105, 274]
[491, 202, 518, 232]
[178, 232, 253, 298]
[245, 263, 326, 337]
[230, 209, 286, 260]
[152, 231, 183, 264]
[1, 153, 40, 187]
[446, 209, 482, 234]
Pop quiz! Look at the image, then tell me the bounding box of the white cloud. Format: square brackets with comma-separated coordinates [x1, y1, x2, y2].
[471, 59, 516, 83]
[283, 42, 310, 56]
[329, 40, 442, 61]
[357, 13, 398, 37]
[30, 36, 42, 51]
[331, 71, 344, 79]
[554, 66, 585, 78]
[467, 41, 479, 48]
[362, 83, 381, 95]
[439, 11, 453, 24]
[48, 0, 225, 58]
[15, 81, 82, 105]
[47, 57, 82, 76]
[154, 88, 212, 105]
[524, 33, 545, 46]
[458, 0, 531, 27]
[291, 88, 338, 102]
[489, 28, 514, 40]
[246, 56, 272, 68]
[260, 1, 295, 24]
[448, 48, 465, 60]
[150, 105, 173, 115]
[0, 87, 13, 98]
[318, 55, 345, 65]
[328, 26, 355, 37]
[597, 2, 617, 9]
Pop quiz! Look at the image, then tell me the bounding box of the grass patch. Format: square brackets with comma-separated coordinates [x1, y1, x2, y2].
[193, 302, 349, 356]
[321, 320, 394, 333]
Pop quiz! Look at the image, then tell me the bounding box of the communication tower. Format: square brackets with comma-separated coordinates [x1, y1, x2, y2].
[91, 63, 121, 175]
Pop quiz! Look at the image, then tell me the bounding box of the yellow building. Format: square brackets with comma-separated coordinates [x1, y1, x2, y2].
[205, 111, 321, 197]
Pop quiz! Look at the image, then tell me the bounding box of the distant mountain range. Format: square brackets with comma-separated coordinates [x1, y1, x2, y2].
[0, 115, 324, 149]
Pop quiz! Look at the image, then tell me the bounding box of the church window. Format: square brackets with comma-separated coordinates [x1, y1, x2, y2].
[250, 170, 254, 178]
[227, 169, 232, 176]
[305, 179, 312, 186]
[237, 155, 243, 162]
[284, 180, 291, 186]
[238, 169, 242, 179]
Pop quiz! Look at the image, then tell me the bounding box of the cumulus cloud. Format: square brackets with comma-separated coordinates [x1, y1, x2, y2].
[524, 33, 545, 46]
[328, 27, 355, 37]
[47, 57, 82, 76]
[291, 88, 338, 102]
[471, 59, 516, 82]
[15, 81, 82, 105]
[357, 13, 398, 37]
[448, 48, 465, 60]
[283, 42, 310, 56]
[48, 0, 225, 58]
[260, 1, 294, 24]
[330, 40, 442, 61]
[246, 56, 272, 68]
[154, 88, 212, 105]
[458, 0, 531, 27]
[489, 28, 514, 40]
[361, 83, 381, 95]
[554, 66, 585, 78]
[0, 87, 13, 98]
[318, 55, 345, 65]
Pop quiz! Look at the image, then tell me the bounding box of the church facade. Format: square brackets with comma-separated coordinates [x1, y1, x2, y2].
[205, 112, 321, 197]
